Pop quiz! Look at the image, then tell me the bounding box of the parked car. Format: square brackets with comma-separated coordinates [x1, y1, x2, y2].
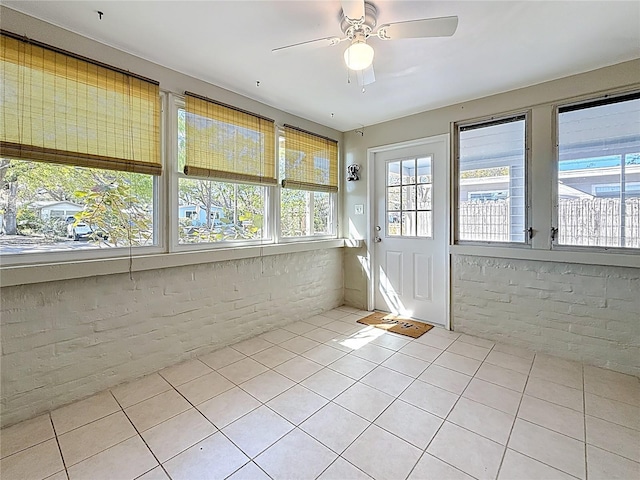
[67, 223, 107, 241]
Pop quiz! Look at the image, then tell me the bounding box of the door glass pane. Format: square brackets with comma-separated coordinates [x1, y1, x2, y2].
[402, 186, 416, 210]
[402, 160, 415, 185]
[388, 161, 401, 186]
[388, 212, 401, 236]
[402, 212, 416, 236]
[418, 211, 432, 237]
[387, 187, 401, 210]
[417, 157, 432, 183]
[417, 184, 432, 210]
[386, 158, 431, 238]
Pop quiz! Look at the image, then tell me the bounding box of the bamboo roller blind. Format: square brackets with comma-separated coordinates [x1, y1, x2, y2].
[0, 32, 161, 175]
[282, 125, 338, 192]
[183, 92, 276, 185]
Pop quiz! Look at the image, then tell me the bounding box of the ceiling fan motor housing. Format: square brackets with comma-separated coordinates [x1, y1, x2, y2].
[340, 1, 378, 39]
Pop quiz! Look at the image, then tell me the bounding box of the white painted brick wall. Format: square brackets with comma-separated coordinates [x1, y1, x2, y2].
[453, 255, 640, 376]
[343, 246, 368, 310]
[0, 248, 343, 427]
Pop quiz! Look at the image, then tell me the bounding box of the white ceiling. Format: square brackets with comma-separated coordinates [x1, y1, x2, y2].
[4, 1, 639, 132]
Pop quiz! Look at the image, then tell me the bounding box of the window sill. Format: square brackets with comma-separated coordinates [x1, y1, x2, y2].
[0, 239, 353, 287]
[450, 244, 640, 268]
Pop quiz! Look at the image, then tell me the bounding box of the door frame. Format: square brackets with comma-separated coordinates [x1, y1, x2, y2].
[366, 134, 452, 330]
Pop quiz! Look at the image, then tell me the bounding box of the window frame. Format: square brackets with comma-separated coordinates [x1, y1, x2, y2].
[384, 154, 434, 239]
[0, 91, 341, 265]
[171, 96, 274, 252]
[174, 176, 274, 250]
[453, 111, 532, 247]
[0, 93, 167, 267]
[277, 188, 338, 242]
[551, 90, 640, 253]
[277, 130, 338, 242]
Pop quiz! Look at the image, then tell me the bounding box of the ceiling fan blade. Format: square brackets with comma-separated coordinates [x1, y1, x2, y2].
[357, 64, 375, 86]
[341, 0, 365, 21]
[272, 36, 346, 54]
[376, 16, 459, 40]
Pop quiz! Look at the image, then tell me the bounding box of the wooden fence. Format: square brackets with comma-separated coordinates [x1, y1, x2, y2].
[459, 198, 640, 247]
[459, 200, 510, 242]
[558, 197, 640, 248]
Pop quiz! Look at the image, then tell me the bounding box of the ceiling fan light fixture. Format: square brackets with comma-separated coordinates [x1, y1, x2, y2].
[344, 40, 374, 71]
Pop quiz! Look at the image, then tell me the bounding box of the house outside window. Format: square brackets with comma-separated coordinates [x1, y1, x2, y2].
[556, 93, 640, 249]
[0, 160, 156, 254]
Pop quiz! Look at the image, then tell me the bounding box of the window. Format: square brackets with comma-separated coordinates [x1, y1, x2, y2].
[456, 115, 527, 243]
[280, 189, 334, 237]
[0, 159, 156, 254]
[280, 128, 337, 238]
[0, 32, 160, 256]
[386, 157, 432, 237]
[177, 105, 337, 246]
[177, 95, 273, 245]
[178, 177, 267, 244]
[1, 33, 342, 265]
[182, 92, 276, 185]
[557, 93, 640, 248]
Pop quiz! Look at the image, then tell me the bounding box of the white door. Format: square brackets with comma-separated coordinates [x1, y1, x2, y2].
[372, 136, 449, 326]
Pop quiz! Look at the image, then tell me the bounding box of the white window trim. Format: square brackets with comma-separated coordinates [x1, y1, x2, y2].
[167, 92, 181, 253]
[453, 111, 532, 247]
[171, 184, 275, 252]
[0, 240, 165, 268]
[0, 93, 169, 267]
[382, 155, 434, 239]
[450, 244, 640, 269]
[278, 189, 339, 242]
[0, 238, 354, 287]
[450, 87, 640, 257]
[0, 91, 342, 269]
[277, 128, 339, 241]
[172, 95, 276, 250]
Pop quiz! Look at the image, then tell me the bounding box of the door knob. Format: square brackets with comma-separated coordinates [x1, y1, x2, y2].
[374, 237, 382, 243]
[375, 226, 381, 231]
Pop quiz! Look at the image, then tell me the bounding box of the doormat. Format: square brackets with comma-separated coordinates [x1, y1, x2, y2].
[357, 311, 434, 339]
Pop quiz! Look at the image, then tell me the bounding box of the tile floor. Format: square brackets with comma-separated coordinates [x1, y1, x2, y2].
[1, 306, 639, 480]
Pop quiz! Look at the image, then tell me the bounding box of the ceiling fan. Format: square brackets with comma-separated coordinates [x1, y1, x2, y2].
[272, 0, 459, 86]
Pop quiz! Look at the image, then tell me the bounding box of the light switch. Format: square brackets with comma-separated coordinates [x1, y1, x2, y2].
[355, 204, 364, 215]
